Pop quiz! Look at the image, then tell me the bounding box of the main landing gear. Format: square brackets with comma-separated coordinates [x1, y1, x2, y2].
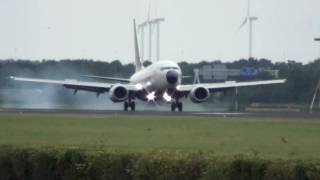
[124, 94, 135, 111]
[171, 100, 183, 112]
[124, 101, 135, 111]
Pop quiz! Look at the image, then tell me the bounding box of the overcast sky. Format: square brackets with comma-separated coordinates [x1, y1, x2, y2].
[0, 0, 319, 64]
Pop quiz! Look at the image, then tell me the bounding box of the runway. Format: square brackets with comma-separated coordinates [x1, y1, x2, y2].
[0, 108, 320, 119]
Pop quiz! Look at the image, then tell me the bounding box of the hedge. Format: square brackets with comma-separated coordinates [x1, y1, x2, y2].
[0, 148, 319, 180]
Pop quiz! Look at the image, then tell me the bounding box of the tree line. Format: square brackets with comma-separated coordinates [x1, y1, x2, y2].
[0, 58, 320, 105]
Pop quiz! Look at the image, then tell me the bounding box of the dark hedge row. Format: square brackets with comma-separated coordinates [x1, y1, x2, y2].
[0, 148, 319, 180]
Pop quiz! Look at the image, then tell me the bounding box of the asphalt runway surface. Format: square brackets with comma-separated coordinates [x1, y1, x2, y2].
[0, 108, 320, 119]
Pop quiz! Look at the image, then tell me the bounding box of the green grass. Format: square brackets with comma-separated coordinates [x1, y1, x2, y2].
[0, 113, 320, 160]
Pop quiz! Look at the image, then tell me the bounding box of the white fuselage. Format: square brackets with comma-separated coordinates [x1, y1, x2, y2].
[130, 60, 182, 96]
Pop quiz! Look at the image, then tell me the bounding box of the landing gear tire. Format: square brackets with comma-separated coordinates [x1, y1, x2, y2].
[177, 102, 183, 112]
[171, 102, 176, 112]
[171, 102, 183, 112]
[130, 102, 136, 111]
[124, 102, 129, 111]
[124, 101, 135, 111]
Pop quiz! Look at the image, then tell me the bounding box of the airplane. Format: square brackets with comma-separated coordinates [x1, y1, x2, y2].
[11, 20, 286, 112]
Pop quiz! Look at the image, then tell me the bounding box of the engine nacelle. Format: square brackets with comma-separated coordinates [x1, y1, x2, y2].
[109, 85, 129, 102]
[189, 86, 210, 103]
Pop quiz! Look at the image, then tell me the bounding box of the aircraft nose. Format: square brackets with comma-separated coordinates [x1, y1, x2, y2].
[166, 70, 178, 84]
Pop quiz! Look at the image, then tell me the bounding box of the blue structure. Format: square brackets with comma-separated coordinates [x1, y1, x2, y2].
[240, 67, 258, 76]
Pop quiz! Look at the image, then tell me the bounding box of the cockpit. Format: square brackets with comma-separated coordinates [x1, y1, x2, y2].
[160, 67, 179, 71]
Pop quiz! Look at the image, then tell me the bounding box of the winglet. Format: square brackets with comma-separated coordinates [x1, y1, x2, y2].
[133, 19, 143, 72]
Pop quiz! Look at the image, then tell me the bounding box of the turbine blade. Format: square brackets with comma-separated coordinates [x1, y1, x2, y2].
[233, 18, 248, 37]
[237, 18, 248, 32]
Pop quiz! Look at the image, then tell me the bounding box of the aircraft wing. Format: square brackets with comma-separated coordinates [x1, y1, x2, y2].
[80, 75, 130, 83]
[10, 76, 137, 93]
[177, 79, 286, 92]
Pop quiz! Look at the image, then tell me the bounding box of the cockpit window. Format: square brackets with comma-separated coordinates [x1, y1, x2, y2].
[161, 67, 178, 70]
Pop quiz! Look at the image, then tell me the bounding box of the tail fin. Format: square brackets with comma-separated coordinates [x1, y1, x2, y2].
[133, 19, 143, 72]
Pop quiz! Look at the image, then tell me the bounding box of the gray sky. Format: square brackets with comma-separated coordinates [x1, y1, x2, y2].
[0, 0, 319, 64]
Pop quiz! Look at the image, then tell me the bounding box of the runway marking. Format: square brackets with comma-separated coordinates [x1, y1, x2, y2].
[0, 108, 319, 119]
[193, 112, 247, 116]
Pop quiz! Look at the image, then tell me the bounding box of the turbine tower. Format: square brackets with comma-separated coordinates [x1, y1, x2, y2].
[138, 2, 151, 62]
[238, 0, 258, 59]
[151, 18, 165, 61]
[138, 21, 148, 62]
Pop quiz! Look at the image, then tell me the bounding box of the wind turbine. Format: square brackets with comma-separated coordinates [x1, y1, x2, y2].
[238, 0, 258, 59]
[138, 0, 165, 62]
[138, 1, 151, 62]
[151, 18, 165, 61]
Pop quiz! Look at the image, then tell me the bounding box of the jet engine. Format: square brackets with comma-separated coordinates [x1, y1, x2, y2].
[109, 85, 129, 102]
[189, 86, 210, 103]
